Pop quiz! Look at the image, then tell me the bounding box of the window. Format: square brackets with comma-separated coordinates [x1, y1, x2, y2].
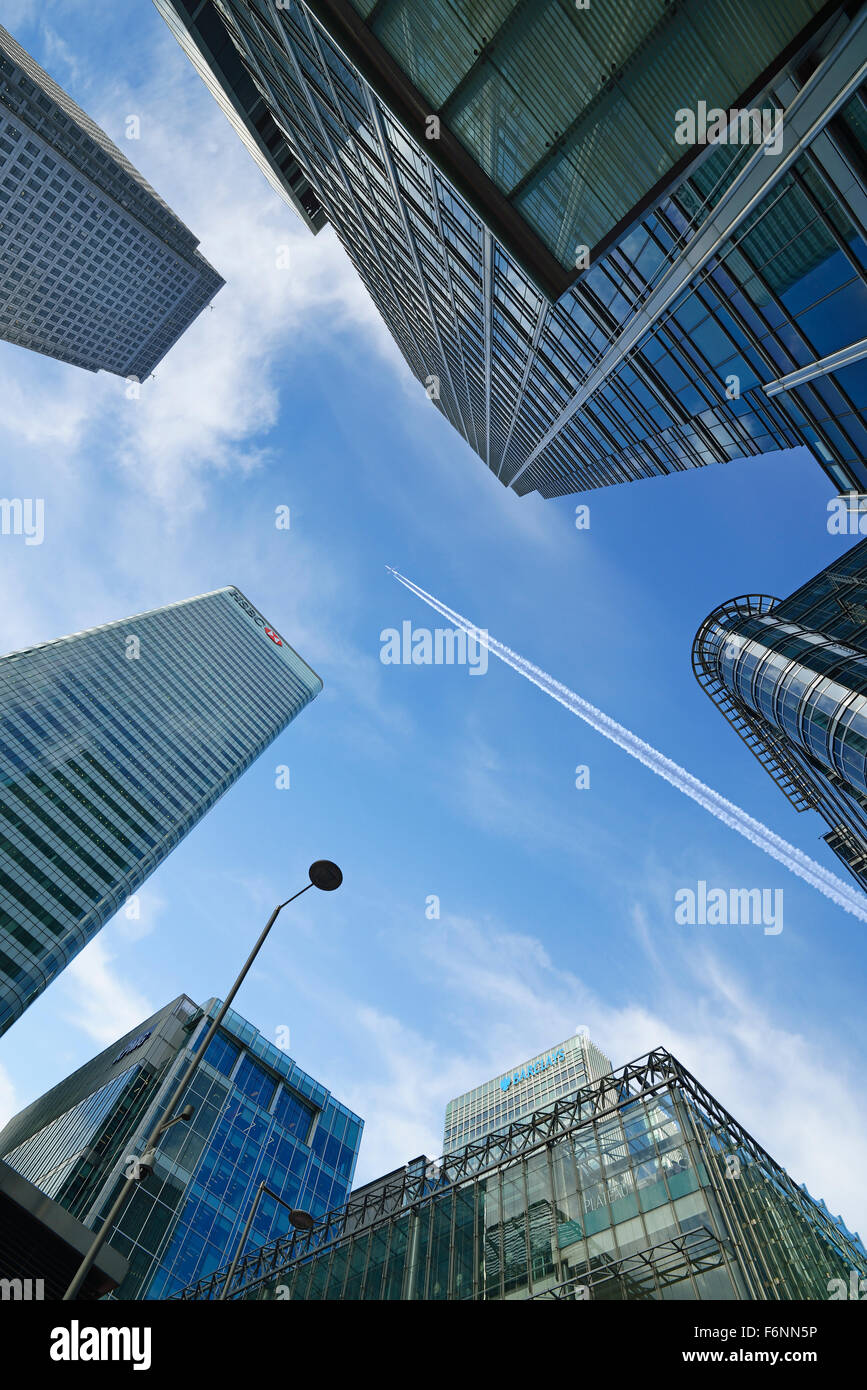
[273, 1086, 314, 1141]
[234, 1054, 276, 1109]
[200, 1030, 239, 1078]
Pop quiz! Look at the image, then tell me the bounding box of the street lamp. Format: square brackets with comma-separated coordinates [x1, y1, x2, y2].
[218, 1183, 316, 1300]
[62, 861, 343, 1301]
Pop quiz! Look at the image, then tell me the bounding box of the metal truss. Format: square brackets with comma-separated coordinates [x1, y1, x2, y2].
[511, 4, 867, 482]
[530, 1226, 729, 1300]
[691, 594, 820, 812]
[692, 586, 867, 890]
[173, 1048, 865, 1300]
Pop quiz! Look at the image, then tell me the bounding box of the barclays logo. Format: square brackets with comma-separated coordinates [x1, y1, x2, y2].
[500, 1047, 565, 1092]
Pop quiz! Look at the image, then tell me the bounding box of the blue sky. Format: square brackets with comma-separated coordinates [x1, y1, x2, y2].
[2, 0, 866, 1239]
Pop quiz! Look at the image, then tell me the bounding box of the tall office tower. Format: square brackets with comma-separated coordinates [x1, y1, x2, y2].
[443, 1032, 612, 1153]
[174, 1048, 866, 1302]
[154, 1, 867, 498]
[0, 995, 364, 1299]
[0, 24, 223, 377]
[693, 536, 867, 891]
[0, 587, 322, 1035]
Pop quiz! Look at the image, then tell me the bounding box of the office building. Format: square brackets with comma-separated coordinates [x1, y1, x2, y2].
[0, 1158, 128, 1300]
[444, 1031, 612, 1152]
[175, 1048, 866, 1301]
[0, 24, 223, 377]
[693, 536, 867, 890]
[155, 1, 867, 496]
[0, 994, 363, 1299]
[0, 586, 322, 1034]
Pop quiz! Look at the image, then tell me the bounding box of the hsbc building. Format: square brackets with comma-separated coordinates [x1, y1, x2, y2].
[0, 586, 322, 1035]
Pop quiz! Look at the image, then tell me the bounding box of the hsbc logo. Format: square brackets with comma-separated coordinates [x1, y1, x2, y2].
[230, 589, 286, 648]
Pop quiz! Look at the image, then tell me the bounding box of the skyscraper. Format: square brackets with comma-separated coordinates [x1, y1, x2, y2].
[693, 536, 867, 892]
[0, 994, 364, 1299]
[443, 1031, 612, 1152]
[174, 1048, 866, 1302]
[0, 23, 223, 377]
[0, 586, 322, 1035]
[155, 1, 867, 497]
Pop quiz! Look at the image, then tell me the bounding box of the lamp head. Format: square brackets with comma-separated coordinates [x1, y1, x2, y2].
[308, 860, 343, 892]
[289, 1209, 316, 1232]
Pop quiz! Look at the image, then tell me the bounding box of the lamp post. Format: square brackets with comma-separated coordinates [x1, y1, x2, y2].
[62, 860, 343, 1301]
[218, 1183, 316, 1300]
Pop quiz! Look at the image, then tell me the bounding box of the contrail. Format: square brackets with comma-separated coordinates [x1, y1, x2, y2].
[387, 566, 867, 924]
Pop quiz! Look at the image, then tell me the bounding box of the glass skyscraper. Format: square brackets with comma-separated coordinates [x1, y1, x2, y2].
[155, 1, 867, 497]
[693, 536, 867, 891]
[0, 994, 363, 1299]
[174, 1048, 866, 1302]
[0, 23, 223, 377]
[0, 586, 322, 1035]
[444, 1032, 612, 1152]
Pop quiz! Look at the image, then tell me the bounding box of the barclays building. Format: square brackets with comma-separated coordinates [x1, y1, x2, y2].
[174, 1048, 866, 1302]
[443, 1033, 613, 1153]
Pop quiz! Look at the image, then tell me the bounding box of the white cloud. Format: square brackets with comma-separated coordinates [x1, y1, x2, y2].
[0, 23, 405, 515]
[110, 886, 168, 944]
[331, 910, 867, 1243]
[344, 1007, 469, 1178]
[61, 938, 153, 1046]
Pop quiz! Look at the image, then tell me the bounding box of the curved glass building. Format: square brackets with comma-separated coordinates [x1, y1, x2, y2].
[693, 537, 867, 890]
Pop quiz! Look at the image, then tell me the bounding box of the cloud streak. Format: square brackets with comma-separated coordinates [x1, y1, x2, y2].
[389, 566, 867, 924]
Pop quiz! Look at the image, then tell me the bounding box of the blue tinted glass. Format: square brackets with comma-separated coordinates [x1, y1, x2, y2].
[200, 1031, 240, 1077]
[345, 1119, 361, 1151]
[289, 1146, 309, 1178]
[335, 1141, 354, 1180]
[234, 1055, 276, 1109]
[273, 1086, 314, 1141]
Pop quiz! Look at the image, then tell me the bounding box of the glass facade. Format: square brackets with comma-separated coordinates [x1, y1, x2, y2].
[0, 23, 223, 377]
[348, 0, 829, 268]
[156, 2, 867, 497]
[444, 1032, 612, 1152]
[176, 1049, 866, 1301]
[694, 537, 867, 890]
[0, 994, 363, 1299]
[0, 586, 322, 1034]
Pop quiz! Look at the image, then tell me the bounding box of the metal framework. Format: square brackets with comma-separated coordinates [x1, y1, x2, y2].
[692, 567, 867, 890]
[529, 1227, 729, 1301]
[172, 1048, 864, 1300]
[155, 0, 867, 501]
[692, 594, 820, 812]
[511, 6, 867, 482]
